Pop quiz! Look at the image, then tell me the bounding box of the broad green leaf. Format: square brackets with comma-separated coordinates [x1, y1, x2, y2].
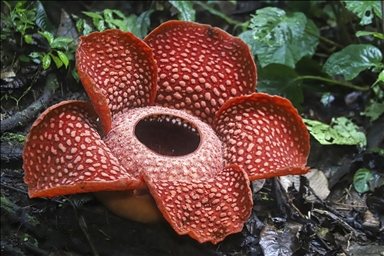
[368, 173, 384, 192]
[79, 20, 93, 35]
[372, 70, 384, 87]
[50, 37, 73, 50]
[238, 30, 258, 56]
[250, 7, 307, 46]
[130, 9, 154, 39]
[356, 31, 384, 40]
[257, 64, 303, 110]
[360, 99, 384, 122]
[344, 1, 382, 25]
[107, 19, 126, 30]
[241, 19, 318, 68]
[323, 44, 383, 81]
[123, 14, 138, 33]
[353, 168, 372, 193]
[53, 37, 74, 44]
[50, 53, 63, 69]
[57, 51, 69, 68]
[29, 52, 43, 59]
[75, 18, 83, 33]
[320, 92, 334, 106]
[34, 0, 54, 32]
[103, 9, 114, 21]
[42, 54, 51, 70]
[303, 117, 367, 147]
[39, 31, 54, 44]
[19, 55, 30, 62]
[103, 9, 125, 30]
[83, 11, 103, 20]
[24, 34, 32, 44]
[169, 1, 195, 22]
[194, 1, 241, 26]
[3, 1, 11, 11]
[95, 19, 106, 32]
[111, 10, 126, 19]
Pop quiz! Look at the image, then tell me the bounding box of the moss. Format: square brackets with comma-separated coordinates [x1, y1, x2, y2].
[0, 132, 26, 145]
[0, 196, 40, 226]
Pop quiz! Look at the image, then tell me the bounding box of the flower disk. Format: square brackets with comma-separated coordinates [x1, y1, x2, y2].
[104, 106, 224, 181]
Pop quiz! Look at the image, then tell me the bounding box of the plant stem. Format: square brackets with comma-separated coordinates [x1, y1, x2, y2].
[304, 29, 344, 49]
[297, 75, 369, 91]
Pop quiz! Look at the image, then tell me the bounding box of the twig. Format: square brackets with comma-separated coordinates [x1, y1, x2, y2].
[297, 75, 370, 91]
[312, 208, 360, 237]
[0, 182, 29, 195]
[0, 73, 58, 133]
[67, 199, 100, 256]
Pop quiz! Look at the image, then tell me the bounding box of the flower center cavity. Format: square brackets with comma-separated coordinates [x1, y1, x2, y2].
[135, 114, 200, 156]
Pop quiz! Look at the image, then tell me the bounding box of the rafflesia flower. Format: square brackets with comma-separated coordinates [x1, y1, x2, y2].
[22, 20, 310, 244]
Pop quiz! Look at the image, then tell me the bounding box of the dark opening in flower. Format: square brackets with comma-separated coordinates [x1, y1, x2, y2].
[22, 20, 310, 244]
[135, 113, 200, 156]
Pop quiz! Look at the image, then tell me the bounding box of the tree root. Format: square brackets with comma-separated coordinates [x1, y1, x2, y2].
[0, 73, 58, 133]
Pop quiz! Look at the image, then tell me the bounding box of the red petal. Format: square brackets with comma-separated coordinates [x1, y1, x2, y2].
[76, 29, 158, 134]
[213, 93, 310, 180]
[144, 20, 257, 124]
[142, 165, 253, 244]
[23, 100, 144, 198]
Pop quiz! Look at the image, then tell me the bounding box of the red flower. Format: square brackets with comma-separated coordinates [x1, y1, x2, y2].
[23, 21, 310, 244]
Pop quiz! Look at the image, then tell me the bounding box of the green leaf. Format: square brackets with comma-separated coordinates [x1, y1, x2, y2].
[303, 117, 367, 147]
[372, 70, 384, 87]
[83, 21, 94, 35]
[75, 18, 84, 33]
[53, 37, 74, 44]
[242, 18, 319, 68]
[123, 14, 138, 33]
[39, 31, 54, 44]
[323, 44, 383, 81]
[369, 172, 384, 191]
[24, 34, 33, 44]
[107, 19, 125, 30]
[50, 37, 73, 50]
[353, 168, 372, 193]
[82, 11, 103, 20]
[257, 64, 303, 110]
[130, 9, 154, 39]
[169, 0, 195, 22]
[57, 51, 69, 68]
[29, 52, 43, 59]
[42, 54, 51, 70]
[360, 98, 384, 122]
[111, 9, 126, 19]
[249, 7, 307, 46]
[238, 30, 259, 56]
[356, 31, 384, 40]
[34, 0, 54, 32]
[19, 55, 30, 62]
[95, 19, 106, 32]
[103, 9, 114, 22]
[3, 1, 11, 12]
[344, 1, 382, 25]
[50, 53, 63, 69]
[194, 1, 241, 26]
